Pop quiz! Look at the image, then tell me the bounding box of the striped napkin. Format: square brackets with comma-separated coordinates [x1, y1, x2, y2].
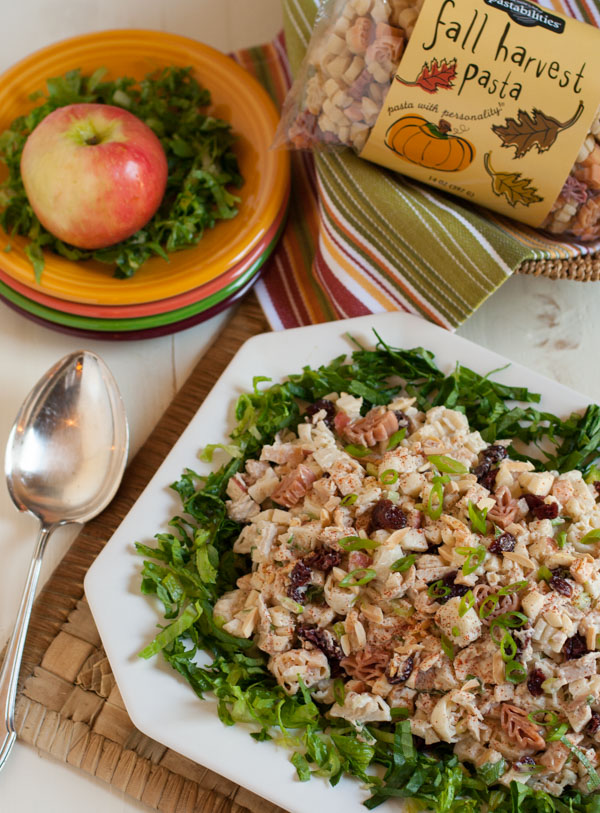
[233, 0, 600, 331]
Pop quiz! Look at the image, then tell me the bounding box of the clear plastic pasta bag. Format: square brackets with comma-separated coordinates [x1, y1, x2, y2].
[275, 0, 600, 241]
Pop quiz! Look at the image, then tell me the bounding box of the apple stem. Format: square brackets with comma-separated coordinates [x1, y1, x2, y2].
[86, 135, 100, 145]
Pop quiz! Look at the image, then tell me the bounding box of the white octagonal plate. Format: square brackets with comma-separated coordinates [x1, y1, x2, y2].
[85, 311, 594, 813]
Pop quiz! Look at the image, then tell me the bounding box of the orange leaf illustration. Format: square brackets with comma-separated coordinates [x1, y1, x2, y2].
[483, 152, 543, 208]
[492, 101, 584, 158]
[396, 58, 457, 94]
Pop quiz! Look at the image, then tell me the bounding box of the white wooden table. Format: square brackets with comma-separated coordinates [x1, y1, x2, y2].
[1, 2, 600, 811]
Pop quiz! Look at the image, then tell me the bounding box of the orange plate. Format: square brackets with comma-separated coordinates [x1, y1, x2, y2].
[0, 30, 289, 305]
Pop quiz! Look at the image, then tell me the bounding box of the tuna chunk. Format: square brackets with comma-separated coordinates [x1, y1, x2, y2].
[344, 407, 399, 447]
[271, 464, 317, 508]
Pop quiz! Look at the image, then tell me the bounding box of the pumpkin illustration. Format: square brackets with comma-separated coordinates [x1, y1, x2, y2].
[384, 116, 475, 172]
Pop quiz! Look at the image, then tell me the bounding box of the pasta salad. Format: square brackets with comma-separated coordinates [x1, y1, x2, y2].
[136, 337, 600, 812]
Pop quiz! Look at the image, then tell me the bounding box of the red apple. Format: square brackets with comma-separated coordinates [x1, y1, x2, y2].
[20, 103, 168, 250]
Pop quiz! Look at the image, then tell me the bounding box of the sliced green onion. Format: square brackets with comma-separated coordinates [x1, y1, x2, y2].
[537, 565, 553, 582]
[426, 476, 448, 520]
[391, 603, 415, 618]
[551, 516, 565, 526]
[516, 764, 544, 775]
[468, 500, 488, 534]
[546, 722, 569, 741]
[333, 622, 345, 638]
[489, 620, 508, 644]
[458, 590, 475, 617]
[556, 531, 567, 549]
[280, 596, 305, 614]
[340, 493, 357, 506]
[580, 529, 600, 544]
[479, 594, 500, 619]
[391, 554, 417, 573]
[333, 677, 346, 706]
[380, 469, 399, 485]
[585, 466, 600, 484]
[440, 634, 454, 660]
[559, 735, 600, 790]
[366, 462, 378, 477]
[494, 611, 528, 629]
[504, 660, 527, 683]
[500, 631, 517, 662]
[390, 707, 410, 720]
[387, 428, 406, 450]
[456, 545, 486, 576]
[427, 579, 451, 598]
[497, 581, 528, 596]
[528, 709, 559, 727]
[427, 454, 469, 475]
[452, 625, 460, 637]
[344, 443, 370, 458]
[339, 567, 376, 587]
[338, 536, 379, 552]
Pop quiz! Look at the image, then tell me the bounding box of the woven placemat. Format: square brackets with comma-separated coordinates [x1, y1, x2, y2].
[6, 293, 288, 813]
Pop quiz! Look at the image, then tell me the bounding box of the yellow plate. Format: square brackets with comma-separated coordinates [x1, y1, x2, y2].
[0, 30, 289, 305]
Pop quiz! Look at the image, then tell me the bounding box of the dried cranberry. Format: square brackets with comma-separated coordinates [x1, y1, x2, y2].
[394, 410, 410, 428]
[288, 561, 312, 604]
[304, 398, 336, 429]
[473, 459, 499, 491]
[594, 481, 600, 497]
[489, 532, 516, 554]
[527, 668, 545, 697]
[548, 569, 572, 591]
[303, 548, 342, 573]
[369, 499, 407, 532]
[429, 572, 469, 604]
[549, 567, 573, 597]
[481, 445, 509, 464]
[563, 633, 589, 660]
[515, 756, 536, 771]
[297, 626, 344, 675]
[386, 654, 414, 684]
[588, 711, 600, 735]
[524, 494, 559, 520]
[474, 445, 507, 489]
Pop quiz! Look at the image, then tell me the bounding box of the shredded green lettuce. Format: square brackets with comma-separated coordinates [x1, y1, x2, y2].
[136, 337, 600, 811]
[0, 66, 242, 279]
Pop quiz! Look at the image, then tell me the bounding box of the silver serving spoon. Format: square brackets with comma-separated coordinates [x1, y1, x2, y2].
[0, 350, 128, 771]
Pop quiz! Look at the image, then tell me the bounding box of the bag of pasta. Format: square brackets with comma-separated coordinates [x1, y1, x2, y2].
[277, 0, 600, 241]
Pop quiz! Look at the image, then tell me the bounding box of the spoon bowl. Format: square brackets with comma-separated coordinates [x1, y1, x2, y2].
[0, 350, 128, 771]
[5, 351, 128, 526]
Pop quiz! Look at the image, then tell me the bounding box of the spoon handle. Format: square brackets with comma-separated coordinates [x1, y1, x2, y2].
[0, 525, 53, 771]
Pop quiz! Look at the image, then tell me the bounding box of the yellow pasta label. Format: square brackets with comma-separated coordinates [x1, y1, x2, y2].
[360, 0, 600, 226]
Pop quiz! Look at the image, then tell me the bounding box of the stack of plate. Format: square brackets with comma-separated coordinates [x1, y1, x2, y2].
[0, 31, 290, 339]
